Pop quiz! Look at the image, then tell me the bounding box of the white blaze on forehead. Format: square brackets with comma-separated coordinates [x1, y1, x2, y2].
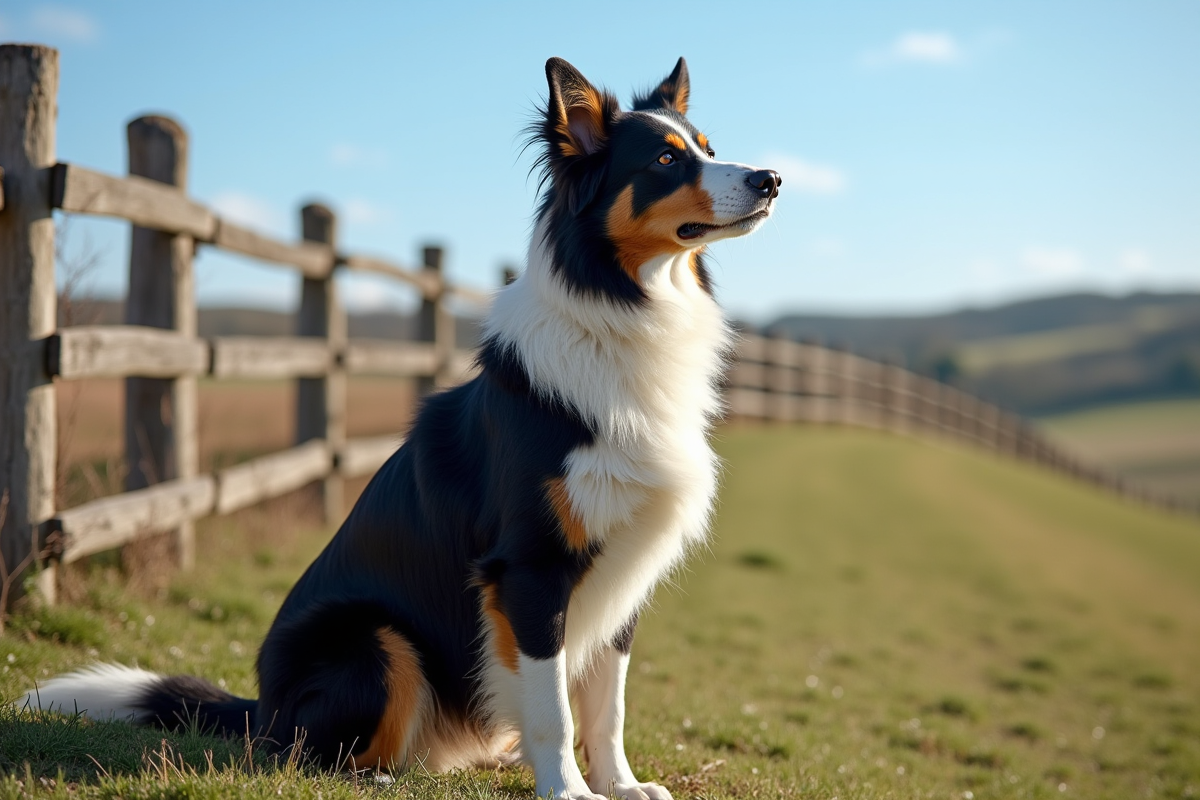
[646, 112, 768, 227]
[648, 111, 709, 159]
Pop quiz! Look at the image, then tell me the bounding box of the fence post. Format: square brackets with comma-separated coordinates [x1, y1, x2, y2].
[767, 332, 796, 422]
[0, 44, 59, 608]
[123, 116, 198, 571]
[416, 245, 446, 395]
[295, 203, 345, 525]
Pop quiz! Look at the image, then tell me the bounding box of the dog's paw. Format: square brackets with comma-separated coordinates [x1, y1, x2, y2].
[544, 789, 606, 800]
[597, 781, 673, 800]
[536, 776, 606, 800]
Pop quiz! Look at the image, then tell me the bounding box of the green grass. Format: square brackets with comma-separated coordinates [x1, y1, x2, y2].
[4, 425, 1200, 799]
[953, 306, 1186, 374]
[1039, 397, 1200, 437]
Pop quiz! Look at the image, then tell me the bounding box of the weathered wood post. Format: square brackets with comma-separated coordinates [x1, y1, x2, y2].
[295, 203, 345, 525]
[808, 342, 832, 424]
[0, 44, 59, 608]
[416, 245, 446, 395]
[794, 338, 820, 423]
[877, 358, 895, 433]
[123, 115, 199, 571]
[766, 332, 796, 423]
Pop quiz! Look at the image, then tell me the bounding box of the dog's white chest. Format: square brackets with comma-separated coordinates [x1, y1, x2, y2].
[559, 423, 719, 678]
[484, 243, 732, 679]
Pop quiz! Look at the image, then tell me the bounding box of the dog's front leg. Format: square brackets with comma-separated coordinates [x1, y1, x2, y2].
[519, 650, 602, 799]
[576, 615, 673, 800]
[493, 564, 602, 800]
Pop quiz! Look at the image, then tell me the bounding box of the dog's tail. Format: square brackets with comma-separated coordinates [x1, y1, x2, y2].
[17, 663, 257, 736]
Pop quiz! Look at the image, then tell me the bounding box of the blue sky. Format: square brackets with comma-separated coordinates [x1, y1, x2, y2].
[2, 1, 1197, 321]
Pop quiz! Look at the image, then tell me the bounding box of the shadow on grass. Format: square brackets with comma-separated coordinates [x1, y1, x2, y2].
[0, 705, 537, 799]
[0, 704, 250, 783]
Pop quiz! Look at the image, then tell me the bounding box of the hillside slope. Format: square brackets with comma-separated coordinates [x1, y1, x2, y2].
[630, 425, 1200, 798]
[3, 426, 1198, 798]
[768, 292, 1200, 412]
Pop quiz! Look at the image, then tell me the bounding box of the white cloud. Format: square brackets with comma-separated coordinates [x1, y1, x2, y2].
[338, 274, 417, 313]
[199, 282, 294, 310]
[1118, 248, 1154, 276]
[210, 191, 287, 234]
[29, 6, 99, 43]
[340, 280, 388, 312]
[1022, 247, 1084, 277]
[762, 152, 846, 195]
[895, 32, 961, 63]
[330, 143, 390, 168]
[343, 198, 392, 226]
[862, 31, 963, 67]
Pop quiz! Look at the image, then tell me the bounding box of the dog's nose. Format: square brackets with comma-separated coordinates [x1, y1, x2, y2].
[747, 169, 782, 199]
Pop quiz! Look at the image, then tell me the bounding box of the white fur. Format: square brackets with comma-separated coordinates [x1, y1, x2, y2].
[577, 650, 672, 799]
[653, 110, 771, 239]
[519, 653, 602, 800]
[700, 160, 774, 231]
[651, 112, 709, 161]
[16, 663, 163, 721]
[482, 218, 732, 690]
[476, 220, 734, 793]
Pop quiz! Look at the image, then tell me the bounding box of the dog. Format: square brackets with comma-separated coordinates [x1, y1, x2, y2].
[21, 57, 780, 800]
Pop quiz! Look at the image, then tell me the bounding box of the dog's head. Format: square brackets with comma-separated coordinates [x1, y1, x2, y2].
[531, 57, 781, 303]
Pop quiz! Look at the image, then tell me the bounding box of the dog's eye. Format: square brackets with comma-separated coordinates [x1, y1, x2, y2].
[706, 148, 716, 158]
[657, 152, 676, 166]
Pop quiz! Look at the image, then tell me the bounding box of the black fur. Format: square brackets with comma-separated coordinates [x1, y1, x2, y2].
[256, 602, 401, 764]
[137, 676, 256, 735]
[256, 336, 597, 758]
[128, 335, 604, 761]
[116, 57, 727, 767]
[612, 612, 639, 655]
[529, 57, 714, 306]
[631, 57, 689, 113]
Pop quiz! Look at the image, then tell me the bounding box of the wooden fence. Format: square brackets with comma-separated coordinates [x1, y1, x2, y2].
[0, 45, 490, 606]
[0, 44, 1185, 611]
[723, 335, 1176, 507]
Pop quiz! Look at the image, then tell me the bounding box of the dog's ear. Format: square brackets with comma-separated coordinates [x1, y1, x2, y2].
[546, 57, 616, 158]
[632, 57, 690, 114]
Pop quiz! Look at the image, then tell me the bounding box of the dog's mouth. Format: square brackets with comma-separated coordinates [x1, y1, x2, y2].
[677, 210, 771, 241]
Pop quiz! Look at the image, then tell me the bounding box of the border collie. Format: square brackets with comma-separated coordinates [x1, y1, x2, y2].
[22, 57, 780, 800]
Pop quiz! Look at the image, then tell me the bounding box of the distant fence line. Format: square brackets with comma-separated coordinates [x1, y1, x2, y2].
[0, 45, 1184, 613]
[723, 335, 1187, 514]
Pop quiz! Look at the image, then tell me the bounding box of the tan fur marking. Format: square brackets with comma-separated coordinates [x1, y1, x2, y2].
[696, 132, 709, 151]
[688, 248, 707, 284]
[480, 583, 520, 672]
[606, 184, 714, 278]
[660, 79, 689, 114]
[664, 132, 686, 150]
[555, 84, 607, 158]
[351, 628, 425, 770]
[546, 477, 588, 550]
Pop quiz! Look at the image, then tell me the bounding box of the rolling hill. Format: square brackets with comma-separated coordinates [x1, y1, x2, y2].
[767, 291, 1200, 413]
[4, 425, 1198, 798]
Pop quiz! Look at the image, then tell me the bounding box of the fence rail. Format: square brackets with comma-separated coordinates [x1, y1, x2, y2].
[0, 44, 492, 606]
[0, 43, 1186, 613]
[723, 334, 1187, 512]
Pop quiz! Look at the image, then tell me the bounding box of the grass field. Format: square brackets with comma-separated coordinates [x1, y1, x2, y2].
[1038, 398, 1200, 508]
[3, 424, 1200, 799]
